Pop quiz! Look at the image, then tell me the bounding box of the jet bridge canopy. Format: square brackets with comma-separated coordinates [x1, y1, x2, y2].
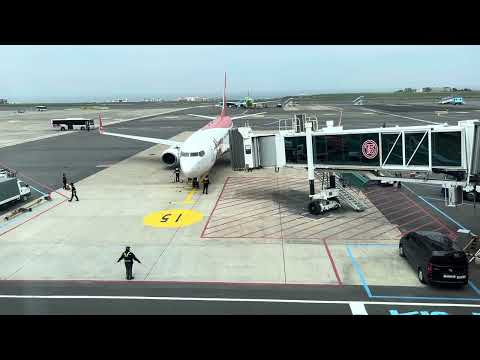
[230, 116, 480, 179]
[284, 126, 466, 172]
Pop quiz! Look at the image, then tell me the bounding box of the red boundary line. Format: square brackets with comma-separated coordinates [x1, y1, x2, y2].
[313, 213, 388, 241]
[0, 199, 68, 238]
[200, 176, 230, 238]
[370, 225, 400, 240]
[219, 178, 306, 202]
[399, 190, 456, 233]
[388, 209, 425, 224]
[323, 239, 343, 285]
[379, 202, 418, 216]
[400, 220, 437, 236]
[204, 208, 280, 236]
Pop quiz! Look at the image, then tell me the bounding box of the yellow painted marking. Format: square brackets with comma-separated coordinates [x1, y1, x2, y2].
[144, 209, 203, 228]
[183, 189, 197, 204]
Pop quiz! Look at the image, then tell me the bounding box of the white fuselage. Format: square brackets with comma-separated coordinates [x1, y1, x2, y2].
[179, 126, 231, 179]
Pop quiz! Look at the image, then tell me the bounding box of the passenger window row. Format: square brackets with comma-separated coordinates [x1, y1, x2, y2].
[181, 151, 205, 157]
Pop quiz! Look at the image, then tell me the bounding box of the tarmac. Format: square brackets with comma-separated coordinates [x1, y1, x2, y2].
[1, 101, 480, 314]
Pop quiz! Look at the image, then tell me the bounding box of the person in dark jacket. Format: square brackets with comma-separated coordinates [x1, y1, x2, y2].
[117, 246, 141, 280]
[62, 173, 67, 190]
[174, 167, 180, 183]
[68, 182, 79, 202]
[202, 175, 210, 194]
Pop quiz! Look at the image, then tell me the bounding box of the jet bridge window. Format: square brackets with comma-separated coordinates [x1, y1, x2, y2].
[405, 132, 429, 166]
[381, 133, 403, 165]
[432, 131, 462, 167]
[285, 136, 307, 164]
[313, 133, 380, 166]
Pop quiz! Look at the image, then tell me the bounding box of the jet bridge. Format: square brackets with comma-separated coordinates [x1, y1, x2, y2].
[229, 114, 480, 209]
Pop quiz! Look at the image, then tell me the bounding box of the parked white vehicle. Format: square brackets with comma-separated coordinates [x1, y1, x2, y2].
[0, 177, 31, 207]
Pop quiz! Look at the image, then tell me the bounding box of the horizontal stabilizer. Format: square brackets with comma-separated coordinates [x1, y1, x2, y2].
[187, 114, 217, 120]
[231, 112, 267, 120]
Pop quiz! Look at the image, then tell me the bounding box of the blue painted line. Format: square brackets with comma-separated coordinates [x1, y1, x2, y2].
[28, 185, 48, 197]
[418, 196, 467, 230]
[372, 295, 480, 302]
[403, 184, 467, 230]
[347, 242, 480, 301]
[469, 280, 480, 296]
[346, 245, 372, 298]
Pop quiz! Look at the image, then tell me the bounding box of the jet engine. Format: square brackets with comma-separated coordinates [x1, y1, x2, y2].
[161, 147, 180, 166]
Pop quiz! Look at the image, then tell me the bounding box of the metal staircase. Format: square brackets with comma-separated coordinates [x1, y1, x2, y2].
[455, 230, 480, 263]
[463, 236, 480, 263]
[314, 170, 368, 212]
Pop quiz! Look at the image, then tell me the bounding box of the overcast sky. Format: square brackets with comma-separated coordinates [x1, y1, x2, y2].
[1, 45, 479, 102]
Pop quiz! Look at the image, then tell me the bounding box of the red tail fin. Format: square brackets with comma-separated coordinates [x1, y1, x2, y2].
[99, 113, 104, 133]
[221, 72, 227, 117]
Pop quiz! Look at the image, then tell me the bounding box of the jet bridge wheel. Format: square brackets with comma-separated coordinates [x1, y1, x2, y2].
[308, 200, 322, 215]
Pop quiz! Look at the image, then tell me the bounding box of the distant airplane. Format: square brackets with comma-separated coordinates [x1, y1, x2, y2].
[216, 90, 281, 109]
[99, 73, 266, 185]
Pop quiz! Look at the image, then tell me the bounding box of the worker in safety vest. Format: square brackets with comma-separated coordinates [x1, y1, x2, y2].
[174, 167, 180, 183]
[202, 175, 210, 194]
[117, 246, 141, 280]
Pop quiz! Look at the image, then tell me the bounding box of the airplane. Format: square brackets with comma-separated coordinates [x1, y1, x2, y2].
[99, 73, 266, 186]
[216, 91, 282, 109]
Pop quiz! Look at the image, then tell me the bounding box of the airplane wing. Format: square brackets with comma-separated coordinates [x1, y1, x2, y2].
[187, 114, 217, 120]
[98, 114, 182, 147]
[230, 112, 267, 120]
[101, 131, 182, 147]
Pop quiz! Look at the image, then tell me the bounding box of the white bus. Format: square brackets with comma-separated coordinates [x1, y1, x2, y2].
[51, 118, 96, 131]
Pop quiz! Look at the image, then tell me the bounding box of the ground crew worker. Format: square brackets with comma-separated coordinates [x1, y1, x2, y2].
[174, 167, 180, 182]
[117, 246, 141, 280]
[68, 182, 79, 202]
[193, 177, 199, 189]
[202, 175, 210, 194]
[62, 173, 67, 190]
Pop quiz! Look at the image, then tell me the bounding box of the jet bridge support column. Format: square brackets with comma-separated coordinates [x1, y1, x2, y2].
[305, 121, 315, 196]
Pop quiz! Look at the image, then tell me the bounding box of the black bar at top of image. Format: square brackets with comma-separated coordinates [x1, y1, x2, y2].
[1, 2, 480, 44]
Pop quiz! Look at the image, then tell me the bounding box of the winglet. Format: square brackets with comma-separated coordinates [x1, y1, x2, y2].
[221, 72, 227, 117]
[99, 113, 104, 133]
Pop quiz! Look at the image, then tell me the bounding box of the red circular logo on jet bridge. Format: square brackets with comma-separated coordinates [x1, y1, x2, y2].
[362, 140, 378, 159]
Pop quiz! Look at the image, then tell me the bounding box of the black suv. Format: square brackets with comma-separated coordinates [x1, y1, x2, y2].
[399, 231, 468, 286]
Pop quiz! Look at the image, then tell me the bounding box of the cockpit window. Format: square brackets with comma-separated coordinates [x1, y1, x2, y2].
[181, 152, 189, 157]
[190, 152, 199, 157]
[199, 151, 205, 157]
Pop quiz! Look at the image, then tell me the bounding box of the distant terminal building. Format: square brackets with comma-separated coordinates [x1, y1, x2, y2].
[176, 96, 209, 102]
[0, 99, 8, 104]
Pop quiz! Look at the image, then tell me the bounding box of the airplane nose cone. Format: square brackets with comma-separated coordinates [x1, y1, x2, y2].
[180, 159, 197, 178]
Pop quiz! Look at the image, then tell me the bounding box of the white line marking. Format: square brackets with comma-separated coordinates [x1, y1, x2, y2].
[455, 112, 469, 114]
[363, 108, 441, 125]
[0, 295, 479, 308]
[362, 112, 375, 115]
[349, 302, 368, 315]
